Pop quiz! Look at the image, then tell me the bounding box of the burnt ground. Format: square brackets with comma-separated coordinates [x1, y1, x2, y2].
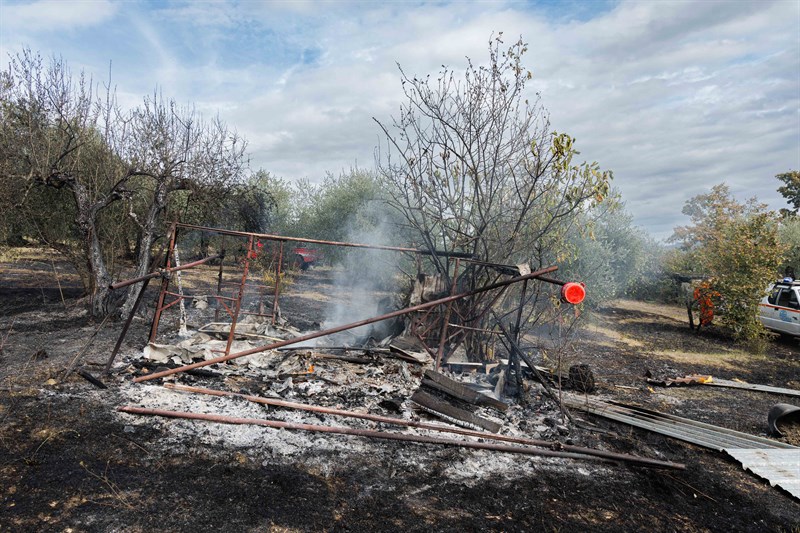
[1, 252, 799, 532]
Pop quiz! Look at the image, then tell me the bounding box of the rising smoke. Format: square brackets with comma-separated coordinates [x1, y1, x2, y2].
[319, 213, 406, 345]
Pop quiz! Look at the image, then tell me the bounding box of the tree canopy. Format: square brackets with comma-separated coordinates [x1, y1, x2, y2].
[776, 170, 800, 216]
[669, 183, 783, 345]
[0, 50, 250, 315]
[375, 35, 612, 359]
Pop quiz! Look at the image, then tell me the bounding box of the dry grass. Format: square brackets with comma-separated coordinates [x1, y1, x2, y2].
[0, 246, 60, 263]
[613, 299, 688, 323]
[647, 348, 762, 371]
[289, 290, 332, 302]
[80, 460, 139, 510]
[583, 323, 645, 348]
[584, 299, 768, 372]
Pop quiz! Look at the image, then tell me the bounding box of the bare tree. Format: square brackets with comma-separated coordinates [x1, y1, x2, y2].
[117, 94, 248, 317]
[0, 49, 248, 316]
[0, 50, 129, 314]
[375, 35, 611, 359]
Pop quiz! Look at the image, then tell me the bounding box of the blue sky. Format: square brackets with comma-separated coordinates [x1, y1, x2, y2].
[1, 0, 798, 240]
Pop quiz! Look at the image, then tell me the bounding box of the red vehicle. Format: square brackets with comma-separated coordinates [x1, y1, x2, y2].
[293, 247, 323, 270]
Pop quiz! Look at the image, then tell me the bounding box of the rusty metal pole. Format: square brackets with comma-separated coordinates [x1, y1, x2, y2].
[507, 279, 529, 391]
[163, 383, 689, 468]
[149, 224, 178, 343]
[104, 277, 151, 375]
[111, 254, 221, 291]
[103, 240, 170, 375]
[134, 265, 559, 382]
[436, 258, 460, 369]
[214, 236, 226, 322]
[117, 405, 685, 470]
[224, 235, 254, 356]
[174, 222, 473, 257]
[271, 240, 284, 325]
[493, 314, 576, 424]
[512, 280, 529, 345]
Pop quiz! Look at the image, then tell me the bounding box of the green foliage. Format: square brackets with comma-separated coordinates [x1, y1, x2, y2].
[374, 34, 615, 359]
[244, 168, 407, 269]
[559, 192, 666, 307]
[670, 183, 784, 344]
[250, 171, 295, 235]
[713, 212, 783, 345]
[777, 216, 800, 275]
[377, 35, 611, 279]
[298, 169, 387, 243]
[776, 170, 800, 216]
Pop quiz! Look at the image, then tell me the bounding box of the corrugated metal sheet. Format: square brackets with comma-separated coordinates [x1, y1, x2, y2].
[726, 449, 800, 499]
[565, 396, 800, 500]
[705, 379, 800, 398]
[564, 397, 795, 450]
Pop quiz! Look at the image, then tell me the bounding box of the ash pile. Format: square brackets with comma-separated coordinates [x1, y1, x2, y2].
[106, 225, 682, 474]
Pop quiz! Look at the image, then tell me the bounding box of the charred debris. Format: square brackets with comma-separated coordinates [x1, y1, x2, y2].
[104, 222, 685, 471]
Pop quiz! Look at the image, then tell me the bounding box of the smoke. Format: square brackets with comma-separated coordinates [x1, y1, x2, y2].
[319, 216, 403, 344]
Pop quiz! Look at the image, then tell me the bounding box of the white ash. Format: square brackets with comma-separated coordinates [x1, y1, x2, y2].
[113, 363, 590, 484]
[107, 321, 598, 483]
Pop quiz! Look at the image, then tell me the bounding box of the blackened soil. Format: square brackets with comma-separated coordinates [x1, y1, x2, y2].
[2, 391, 797, 533]
[1, 267, 799, 532]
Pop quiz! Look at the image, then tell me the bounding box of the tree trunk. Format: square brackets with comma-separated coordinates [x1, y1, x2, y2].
[71, 181, 115, 317]
[120, 179, 169, 318]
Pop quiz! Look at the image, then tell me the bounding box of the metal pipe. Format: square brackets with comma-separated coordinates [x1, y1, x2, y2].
[104, 240, 169, 375]
[104, 277, 151, 375]
[447, 324, 502, 335]
[175, 222, 469, 256]
[513, 279, 529, 345]
[436, 258, 460, 369]
[169, 223, 577, 285]
[494, 314, 575, 424]
[214, 236, 226, 322]
[118, 405, 685, 469]
[110, 253, 222, 290]
[163, 383, 686, 469]
[534, 275, 567, 287]
[178, 220, 440, 257]
[158, 296, 186, 313]
[134, 265, 559, 382]
[149, 227, 179, 343]
[224, 235, 253, 356]
[272, 241, 284, 325]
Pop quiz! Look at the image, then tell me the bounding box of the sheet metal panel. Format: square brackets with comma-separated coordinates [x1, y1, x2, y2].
[566, 396, 800, 500]
[565, 397, 795, 450]
[726, 448, 800, 499]
[706, 379, 800, 398]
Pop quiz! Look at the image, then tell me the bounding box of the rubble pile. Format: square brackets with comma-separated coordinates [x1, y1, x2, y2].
[106, 224, 687, 480]
[115, 333, 597, 483]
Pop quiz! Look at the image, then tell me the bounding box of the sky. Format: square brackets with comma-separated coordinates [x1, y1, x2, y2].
[1, 0, 798, 240]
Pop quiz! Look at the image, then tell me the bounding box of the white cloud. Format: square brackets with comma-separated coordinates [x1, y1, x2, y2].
[0, 0, 797, 240]
[1, 0, 116, 31]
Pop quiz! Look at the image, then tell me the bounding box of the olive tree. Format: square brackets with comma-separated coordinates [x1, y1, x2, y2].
[559, 194, 664, 307]
[776, 170, 800, 217]
[0, 49, 248, 316]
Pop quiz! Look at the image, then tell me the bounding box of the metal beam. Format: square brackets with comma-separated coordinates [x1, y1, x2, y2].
[118, 404, 685, 470]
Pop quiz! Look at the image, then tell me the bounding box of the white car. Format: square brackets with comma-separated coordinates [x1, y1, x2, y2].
[759, 280, 800, 337]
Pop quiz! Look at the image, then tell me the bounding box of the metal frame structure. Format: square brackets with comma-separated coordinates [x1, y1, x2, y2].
[108, 221, 571, 373]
